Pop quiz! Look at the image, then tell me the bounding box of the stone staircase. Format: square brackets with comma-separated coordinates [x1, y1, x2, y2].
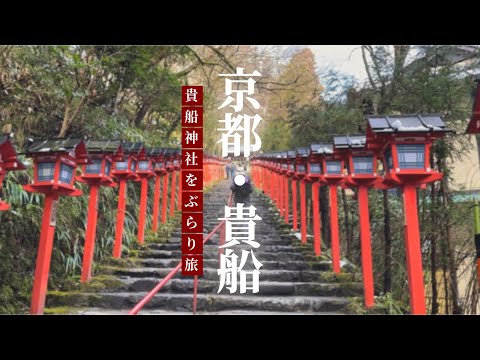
[45, 180, 362, 314]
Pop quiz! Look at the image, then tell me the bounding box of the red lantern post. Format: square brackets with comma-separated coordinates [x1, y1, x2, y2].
[294, 147, 309, 244]
[286, 151, 298, 231]
[149, 148, 166, 232]
[135, 147, 154, 245]
[170, 150, 181, 217]
[307, 144, 326, 257]
[366, 114, 451, 314]
[77, 140, 123, 282]
[0, 135, 26, 211]
[319, 143, 345, 274]
[111, 142, 143, 258]
[23, 138, 89, 314]
[334, 135, 379, 308]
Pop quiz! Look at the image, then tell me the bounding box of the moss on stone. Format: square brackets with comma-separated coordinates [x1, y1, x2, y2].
[44, 306, 83, 315]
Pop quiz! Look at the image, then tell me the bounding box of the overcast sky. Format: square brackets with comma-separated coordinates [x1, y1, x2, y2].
[307, 45, 367, 82]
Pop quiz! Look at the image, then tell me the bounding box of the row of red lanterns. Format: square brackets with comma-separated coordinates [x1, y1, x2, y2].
[0, 137, 226, 314]
[251, 114, 451, 314]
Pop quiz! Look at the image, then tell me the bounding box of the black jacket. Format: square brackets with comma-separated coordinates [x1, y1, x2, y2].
[230, 181, 253, 202]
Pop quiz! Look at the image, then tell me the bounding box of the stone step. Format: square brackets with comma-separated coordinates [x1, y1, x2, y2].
[61, 308, 343, 315]
[119, 278, 362, 297]
[109, 267, 356, 283]
[138, 250, 313, 262]
[134, 258, 332, 271]
[46, 292, 351, 313]
[147, 243, 307, 253]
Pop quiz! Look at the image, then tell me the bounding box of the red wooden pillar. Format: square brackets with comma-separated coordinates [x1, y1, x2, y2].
[329, 184, 341, 273]
[152, 175, 161, 232]
[113, 179, 127, 258]
[161, 172, 169, 223]
[279, 173, 284, 217]
[270, 171, 275, 203]
[292, 179, 298, 231]
[177, 171, 182, 211]
[81, 185, 99, 282]
[284, 176, 289, 224]
[403, 184, 427, 315]
[300, 180, 307, 244]
[137, 177, 148, 245]
[312, 182, 321, 256]
[358, 186, 374, 308]
[170, 171, 177, 218]
[30, 193, 59, 314]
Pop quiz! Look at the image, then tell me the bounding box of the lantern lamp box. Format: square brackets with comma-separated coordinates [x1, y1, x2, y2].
[294, 147, 309, 179]
[23, 138, 89, 196]
[333, 135, 379, 187]
[163, 148, 181, 172]
[366, 114, 452, 187]
[286, 150, 296, 176]
[307, 143, 331, 180]
[77, 140, 124, 187]
[0, 135, 26, 210]
[148, 147, 167, 175]
[112, 141, 144, 181]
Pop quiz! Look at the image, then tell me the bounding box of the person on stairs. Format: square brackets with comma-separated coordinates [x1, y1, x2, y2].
[230, 173, 253, 206]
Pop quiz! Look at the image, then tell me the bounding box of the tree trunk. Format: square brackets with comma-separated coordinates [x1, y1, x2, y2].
[58, 98, 72, 138]
[440, 177, 462, 314]
[383, 189, 392, 294]
[320, 185, 330, 247]
[134, 102, 149, 127]
[341, 188, 351, 259]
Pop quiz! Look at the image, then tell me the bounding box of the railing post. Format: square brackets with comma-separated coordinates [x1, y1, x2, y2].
[292, 179, 298, 231]
[30, 193, 59, 315]
[169, 170, 177, 218]
[152, 175, 161, 232]
[161, 173, 169, 223]
[81, 185, 99, 282]
[113, 179, 127, 259]
[284, 176, 289, 224]
[300, 180, 307, 244]
[403, 184, 426, 315]
[329, 184, 341, 273]
[312, 182, 321, 256]
[358, 185, 374, 308]
[137, 177, 148, 245]
[193, 275, 198, 315]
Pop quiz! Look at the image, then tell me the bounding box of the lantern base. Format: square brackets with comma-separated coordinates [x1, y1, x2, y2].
[321, 176, 345, 186]
[345, 175, 378, 188]
[112, 171, 138, 181]
[23, 184, 83, 197]
[383, 171, 443, 187]
[76, 176, 117, 187]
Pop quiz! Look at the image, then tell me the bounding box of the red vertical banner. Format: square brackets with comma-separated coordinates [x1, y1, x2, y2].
[182, 85, 203, 276]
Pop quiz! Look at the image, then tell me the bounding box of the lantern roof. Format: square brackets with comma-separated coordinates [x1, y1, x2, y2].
[366, 114, 450, 134]
[122, 142, 144, 154]
[84, 139, 122, 154]
[163, 148, 181, 157]
[310, 143, 334, 154]
[333, 135, 366, 149]
[0, 135, 26, 170]
[147, 147, 165, 156]
[25, 138, 85, 154]
[24, 138, 89, 164]
[296, 147, 309, 157]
